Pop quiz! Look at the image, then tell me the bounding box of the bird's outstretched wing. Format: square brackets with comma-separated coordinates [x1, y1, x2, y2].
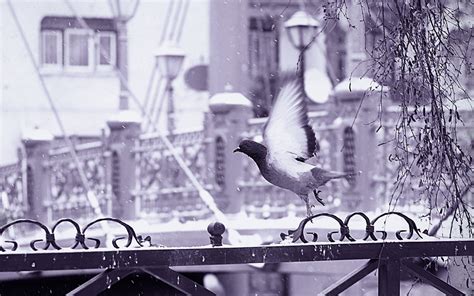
[263, 80, 317, 161]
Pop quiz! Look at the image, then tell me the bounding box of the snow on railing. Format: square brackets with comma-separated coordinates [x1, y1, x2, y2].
[133, 130, 212, 221]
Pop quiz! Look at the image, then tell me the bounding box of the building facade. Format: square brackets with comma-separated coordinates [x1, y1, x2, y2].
[1, 0, 210, 165]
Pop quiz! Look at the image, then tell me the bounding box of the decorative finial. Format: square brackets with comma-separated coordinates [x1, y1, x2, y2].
[207, 222, 226, 247]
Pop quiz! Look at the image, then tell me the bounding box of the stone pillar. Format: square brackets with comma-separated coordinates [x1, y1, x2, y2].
[209, 91, 253, 214]
[331, 78, 387, 211]
[106, 111, 141, 220]
[22, 128, 53, 223]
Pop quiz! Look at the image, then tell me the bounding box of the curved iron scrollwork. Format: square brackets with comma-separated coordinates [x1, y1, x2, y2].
[0, 217, 157, 252]
[280, 211, 424, 243]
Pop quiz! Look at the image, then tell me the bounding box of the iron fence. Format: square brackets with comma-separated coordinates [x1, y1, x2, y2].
[0, 214, 472, 295]
[47, 141, 110, 223]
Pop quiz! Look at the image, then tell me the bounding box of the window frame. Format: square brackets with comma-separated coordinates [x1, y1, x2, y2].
[64, 28, 95, 72]
[96, 31, 117, 71]
[40, 30, 63, 70]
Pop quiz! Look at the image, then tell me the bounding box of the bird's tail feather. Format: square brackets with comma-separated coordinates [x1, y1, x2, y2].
[324, 170, 361, 180]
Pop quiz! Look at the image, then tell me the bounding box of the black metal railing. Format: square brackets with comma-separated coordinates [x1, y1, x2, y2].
[281, 211, 424, 243]
[0, 213, 472, 296]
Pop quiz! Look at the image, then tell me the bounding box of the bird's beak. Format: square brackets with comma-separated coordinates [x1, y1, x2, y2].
[233, 147, 241, 153]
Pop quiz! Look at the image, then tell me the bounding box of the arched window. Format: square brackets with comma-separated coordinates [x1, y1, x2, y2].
[343, 127, 356, 187]
[26, 165, 34, 209]
[248, 16, 279, 117]
[215, 137, 225, 188]
[111, 151, 120, 200]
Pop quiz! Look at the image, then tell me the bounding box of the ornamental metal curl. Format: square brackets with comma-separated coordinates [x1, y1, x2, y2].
[0, 217, 158, 252]
[280, 211, 424, 243]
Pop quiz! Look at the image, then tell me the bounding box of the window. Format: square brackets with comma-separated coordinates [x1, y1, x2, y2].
[65, 29, 94, 70]
[215, 137, 225, 188]
[248, 16, 279, 117]
[97, 32, 116, 69]
[325, 23, 346, 83]
[40, 16, 117, 73]
[248, 16, 279, 78]
[41, 30, 62, 67]
[343, 127, 356, 187]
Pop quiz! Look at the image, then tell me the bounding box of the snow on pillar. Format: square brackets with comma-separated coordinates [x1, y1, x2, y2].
[209, 90, 253, 214]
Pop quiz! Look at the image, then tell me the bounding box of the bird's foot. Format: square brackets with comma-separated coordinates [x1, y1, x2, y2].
[313, 190, 325, 206]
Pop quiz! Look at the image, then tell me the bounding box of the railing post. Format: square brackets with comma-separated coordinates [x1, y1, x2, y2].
[209, 90, 253, 214]
[22, 128, 53, 223]
[378, 258, 400, 296]
[106, 111, 141, 220]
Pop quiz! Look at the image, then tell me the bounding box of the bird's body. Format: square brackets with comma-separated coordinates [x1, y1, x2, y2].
[234, 80, 357, 216]
[263, 153, 315, 195]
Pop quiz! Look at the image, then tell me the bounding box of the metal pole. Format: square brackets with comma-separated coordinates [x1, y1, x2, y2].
[117, 18, 129, 110]
[299, 46, 306, 98]
[298, 48, 306, 92]
[167, 80, 175, 134]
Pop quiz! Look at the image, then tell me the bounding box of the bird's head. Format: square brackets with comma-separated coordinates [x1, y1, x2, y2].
[233, 139, 267, 161]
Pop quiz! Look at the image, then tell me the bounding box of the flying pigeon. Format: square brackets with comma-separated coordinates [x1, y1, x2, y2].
[234, 80, 357, 217]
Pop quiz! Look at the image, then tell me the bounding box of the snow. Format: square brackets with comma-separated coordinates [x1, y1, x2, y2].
[445, 97, 474, 111]
[284, 10, 320, 28]
[209, 91, 253, 113]
[107, 110, 141, 124]
[2, 208, 438, 252]
[21, 127, 53, 142]
[154, 41, 186, 58]
[124, 209, 434, 244]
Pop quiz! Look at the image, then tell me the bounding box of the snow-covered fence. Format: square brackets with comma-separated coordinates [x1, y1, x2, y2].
[0, 161, 26, 223]
[132, 130, 213, 221]
[1, 88, 472, 226]
[0, 137, 112, 226]
[47, 141, 110, 223]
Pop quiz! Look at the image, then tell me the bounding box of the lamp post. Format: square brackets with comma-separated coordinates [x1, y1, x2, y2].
[155, 43, 186, 134]
[284, 10, 319, 95]
[112, 0, 139, 110]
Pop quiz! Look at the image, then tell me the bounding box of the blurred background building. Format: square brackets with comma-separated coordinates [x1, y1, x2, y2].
[1, 0, 210, 164]
[0, 0, 472, 295]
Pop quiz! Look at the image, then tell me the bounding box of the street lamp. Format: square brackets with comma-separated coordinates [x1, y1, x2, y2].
[111, 0, 140, 110]
[284, 11, 319, 95]
[155, 43, 186, 134]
